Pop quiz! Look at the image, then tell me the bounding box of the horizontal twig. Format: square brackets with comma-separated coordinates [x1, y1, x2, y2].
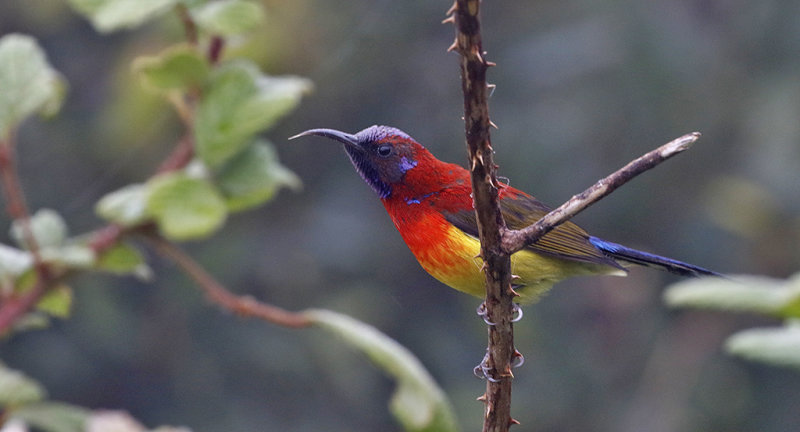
[502, 132, 701, 255]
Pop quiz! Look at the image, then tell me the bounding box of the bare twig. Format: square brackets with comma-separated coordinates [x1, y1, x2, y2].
[449, 1, 517, 430]
[502, 132, 701, 254]
[142, 231, 311, 329]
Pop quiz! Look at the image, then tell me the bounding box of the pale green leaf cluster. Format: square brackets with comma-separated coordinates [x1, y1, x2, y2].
[306, 309, 460, 432]
[665, 274, 800, 370]
[0, 34, 65, 138]
[96, 45, 309, 240]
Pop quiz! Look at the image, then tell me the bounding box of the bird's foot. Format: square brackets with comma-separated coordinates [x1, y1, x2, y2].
[473, 348, 525, 381]
[476, 302, 494, 326]
[511, 303, 523, 322]
[473, 350, 502, 382]
[476, 302, 524, 325]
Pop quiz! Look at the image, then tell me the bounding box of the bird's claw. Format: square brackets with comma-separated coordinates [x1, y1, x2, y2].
[473, 350, 502, 382]
[474, 349, 523, 381]
[476, 302, 523, 325]
[511, 349, 525, 369]
[511, 303, 523, 323]
[476, 302, 495, 326]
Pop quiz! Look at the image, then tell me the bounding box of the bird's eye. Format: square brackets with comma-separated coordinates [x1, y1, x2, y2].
[377, 145, 393, 157]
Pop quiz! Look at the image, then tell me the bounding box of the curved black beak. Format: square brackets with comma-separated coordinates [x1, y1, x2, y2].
[289, 128, 359, 148]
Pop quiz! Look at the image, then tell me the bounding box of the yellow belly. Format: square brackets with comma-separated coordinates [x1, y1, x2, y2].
[405, 220, 623, 304]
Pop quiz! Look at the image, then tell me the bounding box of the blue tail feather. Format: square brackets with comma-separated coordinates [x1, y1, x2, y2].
[589, 237, 719, 277]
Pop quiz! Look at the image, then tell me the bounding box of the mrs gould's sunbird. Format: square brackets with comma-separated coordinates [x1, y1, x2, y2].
[292, 125, 718, 304]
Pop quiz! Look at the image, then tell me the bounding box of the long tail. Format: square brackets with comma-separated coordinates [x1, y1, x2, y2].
[589, 237, 720, 277]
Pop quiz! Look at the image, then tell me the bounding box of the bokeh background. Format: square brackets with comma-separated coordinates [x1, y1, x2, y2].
[3, 0, 800, 431]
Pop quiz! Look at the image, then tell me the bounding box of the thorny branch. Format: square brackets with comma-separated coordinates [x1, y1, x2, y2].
[448, 1, 517, 431]
[447, 2, 703, 431]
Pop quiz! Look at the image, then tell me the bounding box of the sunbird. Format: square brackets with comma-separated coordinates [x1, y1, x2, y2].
[292, 125, 718, 304]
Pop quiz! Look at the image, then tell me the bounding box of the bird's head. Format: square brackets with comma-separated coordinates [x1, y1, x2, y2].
[291, 125, 424, 199]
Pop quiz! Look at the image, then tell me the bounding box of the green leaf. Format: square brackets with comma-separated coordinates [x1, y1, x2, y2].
[96, 243, 148, 275]
[725, 324, 800, 370]
[66, 0, 178, 33]
[145, 173, 227, 240]
[664, 274, 800, 319]
[95, 183, 150, 226]
[36, 284, 73, 318]
[195, 61, 311, 167]
[306, 309, 459, 432]
[10, 402, 89, 432]
[0, 34, 65, 138]
[133, 45, 209, 92]
[217, 139, 301, 211]
[192, 0, 265, 36]
[10, 209, 68, 250]
[0, 362, 46, 406]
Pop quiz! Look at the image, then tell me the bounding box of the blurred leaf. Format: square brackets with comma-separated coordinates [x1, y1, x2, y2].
[217, 139, 301, 211]
[35, 284, 73, 318]
[192, 0, 264, 36]
[0, 362, 46, 406]
[8, 312, 51, 334]
[0, 244, 33, 281]
[85, 411, 145, 432]
[195, 61, 311, 167]
[1, 419, 27, 432]
[133, 45, 209, 92]
[96, 243, 149, 277]
[10, 402, 89, 432]
[725, 324, 800, 370]
[41, 245, 96, 270]
[145, 173, 227, 240]
[0, 34, 65, 138]
[95, 184, 149, 227]
[664, 274, 800, 318]
[10, 209, 68, 250]
[66, 0, 178, 33]
[306, 309, 459, 432]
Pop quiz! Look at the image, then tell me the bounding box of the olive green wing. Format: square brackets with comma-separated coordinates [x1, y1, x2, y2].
[442, 193, 624, 270]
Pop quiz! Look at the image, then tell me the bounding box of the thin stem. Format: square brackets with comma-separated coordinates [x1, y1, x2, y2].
[142, 231, 311, 329]
[502, 132, 701, 254]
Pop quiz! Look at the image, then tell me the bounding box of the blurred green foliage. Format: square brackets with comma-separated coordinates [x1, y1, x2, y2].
[1, 0, 799, 431]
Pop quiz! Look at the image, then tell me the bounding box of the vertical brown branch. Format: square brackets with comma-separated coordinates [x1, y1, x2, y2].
[449, 1, 517, 430]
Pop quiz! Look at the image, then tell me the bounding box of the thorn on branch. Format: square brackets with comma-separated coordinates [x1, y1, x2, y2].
[447, 39, 459, 53]
[446, 1, 457, 15]
[441, 15, 455, 24]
